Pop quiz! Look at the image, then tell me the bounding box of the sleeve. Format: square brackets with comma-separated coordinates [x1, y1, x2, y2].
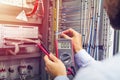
[74, 49, 95, 68]
[74, 54, 120, 80]
[54, 76, 69, 80]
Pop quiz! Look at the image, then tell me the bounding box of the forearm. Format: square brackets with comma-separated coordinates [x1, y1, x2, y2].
[74, 49, 95, 68]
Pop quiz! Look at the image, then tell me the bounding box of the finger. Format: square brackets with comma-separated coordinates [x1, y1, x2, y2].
[62, 28, 74, 34]
[44, 55, 48, 62]
[62, 28, 78, 37]
[45, 67, 50, 74]
[60, 33, 71, 39]
[49, 53, 59, 62]
[44, 55, 53, 64]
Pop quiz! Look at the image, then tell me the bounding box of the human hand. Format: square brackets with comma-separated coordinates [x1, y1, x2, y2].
[44, 53, 67, 77]
[61, 28, 83, 53]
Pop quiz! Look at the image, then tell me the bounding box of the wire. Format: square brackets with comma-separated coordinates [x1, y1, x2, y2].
[71, 66, 76, 75]
[26, 0, 39, 16]
[67, 67, 75, 77]
[37, 43, 50, 58]
[26, 0, 44, 17]
[37, 0, 44, 17]
[4, 37, 50, 58]
[95, 0, 103, 60]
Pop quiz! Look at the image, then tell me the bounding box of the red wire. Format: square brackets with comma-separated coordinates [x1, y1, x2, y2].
[26, 0, 39, 16]
[55, 40, 59, 58]
[37, 43, 50, 58]
[37, 0, 44, 18]
[41, 0, 44, 17]
[26, 0, 44, 17]
[67, 67, 75, 76]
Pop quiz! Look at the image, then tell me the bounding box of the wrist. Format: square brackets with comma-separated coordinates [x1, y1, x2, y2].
[75, 47, 83, 53]
[57, 74, 67, 76]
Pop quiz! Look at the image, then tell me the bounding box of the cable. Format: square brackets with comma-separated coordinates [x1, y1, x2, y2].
[4, 41, 24, 55]
[37, 43, 50, 58]
[26, 0, 39, 16]
[95, 0, 103, 60]
[8, 43, 20, 55]
[26, 0, 44, 17]
[67, 67, 75, 77]
[71, 66, 76, 75]
[4, 38, 50, 58]
[37, 0, 44, 17]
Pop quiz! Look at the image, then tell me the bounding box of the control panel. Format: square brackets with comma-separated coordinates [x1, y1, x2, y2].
[0, 0, 49, 80]
[0, 24, 42, 80]
[0, 58, 40, 80]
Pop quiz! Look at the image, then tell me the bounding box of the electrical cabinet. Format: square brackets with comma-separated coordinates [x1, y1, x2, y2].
[0, 0, 49, 80]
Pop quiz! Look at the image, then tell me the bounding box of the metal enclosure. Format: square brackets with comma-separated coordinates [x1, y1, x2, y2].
[0, 0, 49, 80]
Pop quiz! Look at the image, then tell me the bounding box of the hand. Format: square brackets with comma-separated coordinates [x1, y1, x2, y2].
[44, 53, 67, 77]
[61, 28, 83, 53]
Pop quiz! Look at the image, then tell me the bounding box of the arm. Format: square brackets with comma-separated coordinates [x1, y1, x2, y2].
[75, 49, 95, 68]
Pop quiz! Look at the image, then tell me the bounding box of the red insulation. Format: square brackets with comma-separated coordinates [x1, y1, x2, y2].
[26, 0, 44, 17]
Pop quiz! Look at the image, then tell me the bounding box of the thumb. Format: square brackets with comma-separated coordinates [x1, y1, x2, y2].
[49, 53, 59, 62]
[44, 55, 53, 64]
[44, 55, 49, 63]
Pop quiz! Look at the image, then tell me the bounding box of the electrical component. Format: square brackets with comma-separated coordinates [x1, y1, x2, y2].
[8, 67, 14, 73]
[26, 0, 45, 17]
[18, 61, 28, 80]
[4, 37, 50, 57]
[0, 63, 7, 80]
[37, 43, 50, 57]
[0, 68, 7, 80]
[26, 0, 39, 16]
[0, 25, 40, 55]
[27, 65, 33, 77]
[55, 39, 76, 76]
[3, 25, 39, 39]
[0, 0, 28, 8]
